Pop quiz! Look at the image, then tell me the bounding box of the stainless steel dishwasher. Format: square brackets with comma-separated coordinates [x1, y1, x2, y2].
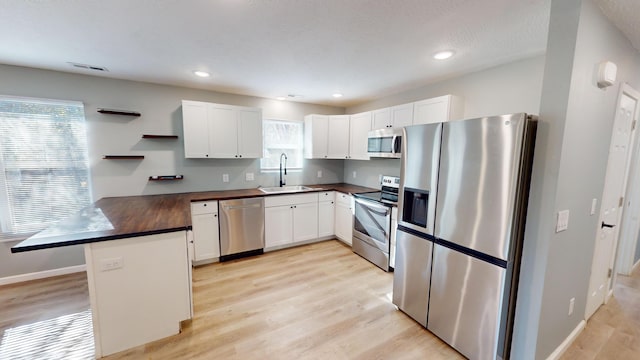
[219, 197, 265, 261]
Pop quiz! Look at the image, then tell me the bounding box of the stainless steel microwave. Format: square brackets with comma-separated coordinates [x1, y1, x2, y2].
[367, 128, 402, 158]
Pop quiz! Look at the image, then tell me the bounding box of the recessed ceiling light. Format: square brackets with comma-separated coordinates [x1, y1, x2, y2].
[193, 70, 211, 78]
[433, 50, 455, 60]
[276, 96, 286, 101]
[332, 93, 343, 98]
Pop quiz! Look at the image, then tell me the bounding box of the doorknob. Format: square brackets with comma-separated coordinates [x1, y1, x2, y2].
[601, 221, 615, 229]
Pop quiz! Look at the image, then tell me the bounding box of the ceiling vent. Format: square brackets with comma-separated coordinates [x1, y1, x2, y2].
[68, 62, 109, 72]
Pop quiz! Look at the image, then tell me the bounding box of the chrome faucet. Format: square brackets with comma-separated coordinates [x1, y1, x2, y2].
[279, 152, 288, 187]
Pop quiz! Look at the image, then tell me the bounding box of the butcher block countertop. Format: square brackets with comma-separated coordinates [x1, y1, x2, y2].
[11, 183, 376, 253]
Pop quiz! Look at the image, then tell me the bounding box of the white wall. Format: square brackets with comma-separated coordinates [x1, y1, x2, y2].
[344, 56, 545, 188]
[0, 64, 345, 278]
[512, 0, 640, 358]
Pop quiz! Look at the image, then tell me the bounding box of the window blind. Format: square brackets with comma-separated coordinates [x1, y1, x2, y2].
[261, 119, 304, 171]
[0, 96, 92, 238]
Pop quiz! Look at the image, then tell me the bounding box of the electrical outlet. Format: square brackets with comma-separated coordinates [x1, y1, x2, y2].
[352, 171, 357, 179]
[317, 170, 322, 178]
[245, 173, 254, 181]
[223, 174, 229, 183]
[591, 198, 598, 215]
[556, 210, 570, 232]
[568, 297, 575, 316]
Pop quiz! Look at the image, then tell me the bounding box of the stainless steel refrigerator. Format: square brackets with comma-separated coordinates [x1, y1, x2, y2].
[393, 113, 536, 360]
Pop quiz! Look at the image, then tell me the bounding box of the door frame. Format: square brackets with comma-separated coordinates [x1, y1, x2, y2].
[614, 84, 640, 276]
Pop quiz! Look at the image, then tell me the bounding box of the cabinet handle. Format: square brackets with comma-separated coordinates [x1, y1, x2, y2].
[239, 155, 242, 158]
[214, 214, 217, 217]
[206, 154, 209, 157]
[203, 204, 207, 207]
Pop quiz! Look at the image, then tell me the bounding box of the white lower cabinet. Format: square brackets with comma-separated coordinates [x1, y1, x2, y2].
[318, 191, 336, 237]
[334, 192, 353, 245]
[265, 193, 319, 248]
[190, 201, 220, 263]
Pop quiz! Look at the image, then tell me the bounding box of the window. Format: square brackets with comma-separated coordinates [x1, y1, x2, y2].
[261, 119, 304, 171]
[0, 96, 92, 240]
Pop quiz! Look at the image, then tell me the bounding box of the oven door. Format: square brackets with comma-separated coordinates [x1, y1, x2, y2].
[353, 197, 392, 253]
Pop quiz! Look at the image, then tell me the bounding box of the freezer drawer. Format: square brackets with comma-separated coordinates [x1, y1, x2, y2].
[428, 244, 506, 360]
[392, 228, 433, 326]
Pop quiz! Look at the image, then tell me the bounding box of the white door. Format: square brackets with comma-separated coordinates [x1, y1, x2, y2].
[292, 202, 318, 242]
[391, 103, 414, 128]
[191, 213, 220, 261]
[585, 84, 639, 319]
[182, 101, 209, 158]
[349, 112, 372, 160]
[413, 96, 449, 125]
[209, 105, 238, 158]
[616, 85, 640, 275]
[265, 205, 293, 248]
[327, 115, 350, 159]
[237, 108, 262, 158]
[372, 108, 392, 129]
[318, 200, 335, 237]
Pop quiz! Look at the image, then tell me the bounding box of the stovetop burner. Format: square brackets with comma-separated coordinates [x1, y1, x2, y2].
[352, 175, 399, 207]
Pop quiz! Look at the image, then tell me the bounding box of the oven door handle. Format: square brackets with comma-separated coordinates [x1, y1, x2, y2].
[354, 197, 391, 215]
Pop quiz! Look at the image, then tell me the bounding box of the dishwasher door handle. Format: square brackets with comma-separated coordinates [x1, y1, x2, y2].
[222, 203, 262, 211]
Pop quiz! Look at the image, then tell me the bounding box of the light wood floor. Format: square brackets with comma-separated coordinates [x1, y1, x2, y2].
[0, 240, 462, 359]
[561, 265, 640, 359]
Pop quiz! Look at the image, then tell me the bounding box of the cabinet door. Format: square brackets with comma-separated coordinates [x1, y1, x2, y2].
[304, 115, 329, 159]
[327, 115, 350, 159]
[335, 202, 353, 244]
[293, 202, 318, 242]
[238, 108, 263, 158]
[191, 213, 220, 261]
[349, 112, 372, 160]
[318, 200, 335, 237]
[265, 205, 293, 247]
[413, 96, 450, 125]
[182, 101, 210, 158]
[372, 108, 392, 129]
[392, 103, 414, 128]
[209, 105, 239, 158]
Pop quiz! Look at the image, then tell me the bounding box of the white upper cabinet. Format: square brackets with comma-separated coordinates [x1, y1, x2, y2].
[412, 95, 464, 125]
[327, 115, 350, 159]
[305, 114, 349, 159]
[304, 114, 329, 159]
[182, 100, 263, 159]
[349, 111, 372, 160]
[372, 108, 392, 129]
[182, 101, 210, 158]
[372, 104, 413, 129]
[391, 103, 414, 128]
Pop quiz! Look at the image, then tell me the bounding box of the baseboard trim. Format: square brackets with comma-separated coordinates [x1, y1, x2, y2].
[0, 264, 86, 286]
[633, 259, 640, 273]
[545, 320, 586, 360]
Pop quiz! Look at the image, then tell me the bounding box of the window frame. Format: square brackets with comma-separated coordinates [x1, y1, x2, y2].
[0, 95, 93, 242]
[260, 118, 305, 173]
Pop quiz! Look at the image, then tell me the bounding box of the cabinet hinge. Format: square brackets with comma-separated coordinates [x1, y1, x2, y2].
[620, 196, 624, 207]
[633, 120, 637, 131]
[608, 268, 613, 278]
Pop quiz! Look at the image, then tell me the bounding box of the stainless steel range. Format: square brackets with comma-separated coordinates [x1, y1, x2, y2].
[352, 175, 399, 271]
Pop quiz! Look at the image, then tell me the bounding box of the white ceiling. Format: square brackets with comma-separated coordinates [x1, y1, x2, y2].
[0, 1, 636, 107]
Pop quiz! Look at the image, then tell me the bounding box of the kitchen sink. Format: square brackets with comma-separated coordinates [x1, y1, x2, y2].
[258, 185, 317, 194]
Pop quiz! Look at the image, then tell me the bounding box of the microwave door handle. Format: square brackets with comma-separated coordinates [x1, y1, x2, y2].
[392, 134, 401, 153]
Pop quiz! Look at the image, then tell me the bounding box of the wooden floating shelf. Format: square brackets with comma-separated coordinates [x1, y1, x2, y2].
[149, 175, 184, 181]
[142, 134, 179, 139]
[97, 108, 141, 116]
[103, 155, 145, 160]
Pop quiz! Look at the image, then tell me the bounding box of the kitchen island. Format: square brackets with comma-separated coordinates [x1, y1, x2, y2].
[11, 183, 375, 358]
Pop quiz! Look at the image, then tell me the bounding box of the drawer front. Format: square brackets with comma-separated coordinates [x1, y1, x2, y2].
[191, 201, 218, 215]
[265, 192, 319, 207]
[335, 192, 352, 206]
[318, 191, 335, 202]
